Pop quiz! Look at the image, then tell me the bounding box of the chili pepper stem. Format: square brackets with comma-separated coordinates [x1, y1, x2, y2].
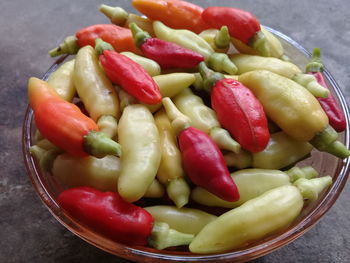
[249, 31, 270, 57]
[94, 38, 114, 56]
[49, 35, 79, 57]
[305, 48, 324, 73]
[198, 62, 225, 92]
[208, 53, 238, 75]
[209, 127, 241, 154]
[215, 26, 231, 49]
[292, 73, 329, 98]
[162, 97, 191, 135]
[285, 166, 319, 183]
[30, 145, 61, 172]
[293, 176, 332, 202]
[148, 222, 194, 250]
[99, 4, 128, 26]
[83, 131, 122, 158]
[167, 177, 191, 208]
[129, 22, 151, 48]
[310, 125, 350, 159]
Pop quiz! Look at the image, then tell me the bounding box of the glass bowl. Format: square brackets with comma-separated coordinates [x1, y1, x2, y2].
[22, 27, 350, 262]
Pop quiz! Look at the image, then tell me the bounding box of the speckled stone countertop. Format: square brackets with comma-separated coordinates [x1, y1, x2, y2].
[1, 0, 349, 262]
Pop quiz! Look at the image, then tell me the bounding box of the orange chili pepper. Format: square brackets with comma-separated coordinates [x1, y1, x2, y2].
[28, 77, 121, 158]
[132, 0, 210, 34]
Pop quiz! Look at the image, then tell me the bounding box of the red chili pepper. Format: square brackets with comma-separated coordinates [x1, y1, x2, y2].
[179, 127, 240, 202]
[202, 6, 261, 44]
[49, 24, 141, 57]
[58, 186, 194, 248]
[130, 23, 204, 69]
[28, 77, 121, 158]
[199, 62, 270, 152]
[96, 39, 162, 105]
[306, 48, 346, 132]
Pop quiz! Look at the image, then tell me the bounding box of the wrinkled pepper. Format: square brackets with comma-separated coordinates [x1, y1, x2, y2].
[132, 0, 209, 34]
[230, 53, 329, 98]
[49, 24, 140, 57]
[199, 62, 270, 152]
[47, 59, 76, 102]
[202, 6, 275, 57]
[162, 97, 239, 202]
[189, 176, 332, 253]
[306, 48, 346, 132]
[117, 104, 161, 203]
[145, 205, 217, 235]
[74, 45, 120, 124]
[191, 166, 318, 208]
[58, 186, 193, 249]
[239, 70, 350, 158]
[28, 77, 121, 158]
[154, 109, 190, 208]
[173, 88, 240, 154]
[130, 23, 205, 69]
[153, 21, 237, 75]
[95, 38, 162, 105]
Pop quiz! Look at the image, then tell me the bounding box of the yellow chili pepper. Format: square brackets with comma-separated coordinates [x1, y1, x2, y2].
[47, 59, 76, 102]
[145, 206, 217, 235]
[73, 45, 120, 123]
[121, 51, 161, 76]
[154, 109, 190, 208]
[189, 176, 332, 253]
[117, 104, 161, 202]
[173, 88, 240, 153]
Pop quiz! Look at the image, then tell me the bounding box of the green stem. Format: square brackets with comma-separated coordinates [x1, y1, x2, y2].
[99, 4, 128, 25]
[49, 35, 79, 57]
[305, 48, 324, 73]
[94, 38, 114, 56]
[30, 145, 61, 172]
[208, 52, 238, 75]
[83, 131, 122, 158]
[293, 176, 332, 202]
[129, 22, 151, 48]
[148, 222, 194, 250]
[215, 26, 230, 49]
[167, 177, 191, 208]
[249, 30, 270, 57]
[292, 73, 329, 98]
[285, 166, 319, 183]
[198, 62, 224, 92]
[310, 125, 350, 159]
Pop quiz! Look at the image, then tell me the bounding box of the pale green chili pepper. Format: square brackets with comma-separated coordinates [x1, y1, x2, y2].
[153, 21, 237, 75]
[120, 51, 161, 76]
[191, 166, 318, 208]
[145, 206, 217, 235]
[96, 115, 119, 139]
[117, 104, 161, 203]
[173, 88, 240, 153]
[189, 176, 332, 254]
[230, 54, 329, 98]
[47, 59, 76, 102]
[74, 45, 120, 136]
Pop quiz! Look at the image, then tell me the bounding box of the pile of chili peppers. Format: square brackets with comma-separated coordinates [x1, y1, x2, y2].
[28, 0, 349, 255]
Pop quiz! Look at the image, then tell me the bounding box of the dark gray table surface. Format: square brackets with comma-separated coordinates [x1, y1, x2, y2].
[1, 0, 349, 262]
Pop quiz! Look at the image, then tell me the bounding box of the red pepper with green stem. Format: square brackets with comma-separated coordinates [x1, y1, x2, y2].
[306, 48, 346, 132]
[199, 62, 270, 153]
[129, 23, 205, 69]
[162, 97, 240, 202]
[28, 77, 121, 158]
[57, 186, 194, 249]
[95, 38, 162, 105]
[201, 6, 270, 57]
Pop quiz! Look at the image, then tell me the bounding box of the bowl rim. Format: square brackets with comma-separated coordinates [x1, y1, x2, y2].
[22, 26, 350, 262]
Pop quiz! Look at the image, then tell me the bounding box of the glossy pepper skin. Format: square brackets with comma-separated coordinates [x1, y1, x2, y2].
[202, 6, 260, 44]
[58, 186, 154, 246]
[130, 23, 205, 69]
[28, 78, 121, 158]
[179, 127, 239, 202]
[99, 49, 162, 104]
[132, 0, 209, 34]
[306, 48, 346, 132]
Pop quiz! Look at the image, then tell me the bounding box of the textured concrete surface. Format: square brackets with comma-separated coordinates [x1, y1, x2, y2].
[1, 0, 349, 262]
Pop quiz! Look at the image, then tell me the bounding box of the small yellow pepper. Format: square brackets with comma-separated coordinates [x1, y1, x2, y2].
[117, 104, 161, 203]
[47, 59, 76, 102]
[154, 109, 190, 208]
